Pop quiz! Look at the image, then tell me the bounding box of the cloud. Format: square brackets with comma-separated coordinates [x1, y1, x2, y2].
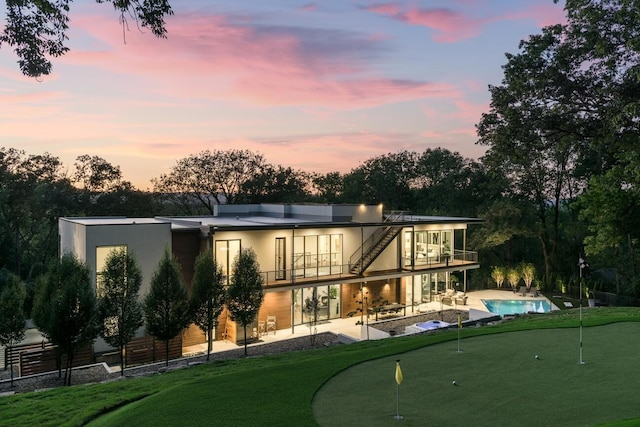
[365, 2, 566, 43]
[58, 10, 449, 109]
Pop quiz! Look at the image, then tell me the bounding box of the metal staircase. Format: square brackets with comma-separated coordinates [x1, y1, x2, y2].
[349, 212, 405, 275]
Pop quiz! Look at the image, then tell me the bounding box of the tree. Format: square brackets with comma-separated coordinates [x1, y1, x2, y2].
[302, 287, 320, 345]
[152, 149, 267, 214]
[520, 263, 536, 290]
[226, 248, 264, 357]
[0, 148, 76, 282]
[413, 148, 488, 216]
[0, 0, 174, 78]
[342, 151, 416, 210]
[506, 268, 521, 292]
[240, 165, 312, 203]
[143, 248, 190, 366]
[0, 269, 26, 387]
[310, 171, 344, 203]
[189, 250, 225, 361]
[32, 253, 98, 386]
[96, 248, 144, 375]
[490, 266, 506, 288]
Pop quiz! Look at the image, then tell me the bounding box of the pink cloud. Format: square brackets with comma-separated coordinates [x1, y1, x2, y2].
[300, 4, 317, 12]
[58, 11, 450, 109]
[366, 2, 566, 43]
[367, 3, 403, 16]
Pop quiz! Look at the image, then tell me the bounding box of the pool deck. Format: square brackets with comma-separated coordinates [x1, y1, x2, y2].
[180, 289, 554, 355]
[2, 289, 554, 367]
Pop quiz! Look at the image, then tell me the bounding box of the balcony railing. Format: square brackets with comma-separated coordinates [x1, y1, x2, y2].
[260, 249, 478, 288]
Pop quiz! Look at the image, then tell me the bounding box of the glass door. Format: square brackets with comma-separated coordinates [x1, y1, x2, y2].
[275, 237, 286, 280]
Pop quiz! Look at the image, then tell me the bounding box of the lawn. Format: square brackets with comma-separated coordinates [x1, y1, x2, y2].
[1, 308, 639, 427]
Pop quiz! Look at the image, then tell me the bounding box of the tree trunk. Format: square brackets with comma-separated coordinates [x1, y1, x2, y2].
[66, 352, 74, 386]
[243, 324, 248, 357]
[207, 325, 212, 361]
[9, 346, 14, 387]
[120, 344, 125, 376]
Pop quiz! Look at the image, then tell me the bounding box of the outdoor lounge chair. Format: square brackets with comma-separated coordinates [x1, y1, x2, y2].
[527, 287, 539, 297]
[454, 293, 468, 305]
[518, 286, 527, 296]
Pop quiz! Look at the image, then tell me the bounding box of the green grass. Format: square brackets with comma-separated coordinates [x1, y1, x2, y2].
[0, 307, 639, 427]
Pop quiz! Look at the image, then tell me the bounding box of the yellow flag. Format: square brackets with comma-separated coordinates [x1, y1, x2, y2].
[395, 360, 403, 385]
[458, 314, 462, 329]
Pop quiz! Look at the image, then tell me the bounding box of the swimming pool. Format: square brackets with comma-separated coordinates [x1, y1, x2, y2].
[482, 299, 552, 316]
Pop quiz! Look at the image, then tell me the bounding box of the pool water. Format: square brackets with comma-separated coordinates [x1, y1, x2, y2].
[482, 299, 552, 316]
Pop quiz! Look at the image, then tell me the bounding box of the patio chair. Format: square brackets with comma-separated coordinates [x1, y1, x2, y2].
[454, 293, 468, 306]
[518, 286, 527, 296]
[266, 315, 276, 334]
[527, 287, 539, 297]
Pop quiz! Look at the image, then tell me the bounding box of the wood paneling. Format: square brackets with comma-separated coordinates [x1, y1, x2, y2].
[19, 344, 93, 377]
[258, 290, 291, 331]
[182, 323, 206, 347]
[126, 335, 182, 366]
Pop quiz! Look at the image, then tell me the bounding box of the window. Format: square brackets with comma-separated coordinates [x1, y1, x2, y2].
[291, 234, 342, 278]
[215, 239, 241, 284]
[96, 245, 126, 294]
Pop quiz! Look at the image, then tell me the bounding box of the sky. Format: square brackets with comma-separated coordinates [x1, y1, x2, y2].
[0, 1, 567, 190]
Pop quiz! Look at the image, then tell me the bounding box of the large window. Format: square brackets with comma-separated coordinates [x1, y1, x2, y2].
[291, 234, 342, 278]
[215, 239, 241, 284]
[96, 245, 126, 293]
[405, 229, 453, 266]
[292, 284, 341, 325]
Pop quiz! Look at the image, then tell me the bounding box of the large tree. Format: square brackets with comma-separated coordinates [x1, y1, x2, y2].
[143, 248, 190, 366]
[0, 0, 173, 77]
[189, 250, 225, 361]
[0, 148, 76, 282]
[96, 248, 144, 375]
[153, 149, 267, 214]
[341, 151, 416, 210]
[477, 22, 595, 285]
[0, 269, 26, 387]
[32, 253, 98, 386]
[240, 165, 312, 204]
[226, 248, 264, 357]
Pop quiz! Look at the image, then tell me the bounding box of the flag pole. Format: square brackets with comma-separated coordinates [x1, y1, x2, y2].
[457, 313, 462, 353]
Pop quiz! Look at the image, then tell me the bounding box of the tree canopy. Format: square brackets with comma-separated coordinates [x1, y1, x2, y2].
[96, 248, 144, 374]
[0, 0, 173, 77]
[143, 248, 190, 366]
[32, 253, 98, 385]
[227, 248, 264, 357]
[189, 250, 225, 361]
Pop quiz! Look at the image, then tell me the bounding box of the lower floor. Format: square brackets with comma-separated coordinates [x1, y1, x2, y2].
[182, 269, 471, 347]
[182, 288, 555, 355]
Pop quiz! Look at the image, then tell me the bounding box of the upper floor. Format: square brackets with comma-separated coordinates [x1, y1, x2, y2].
[59, 203, 482, 294]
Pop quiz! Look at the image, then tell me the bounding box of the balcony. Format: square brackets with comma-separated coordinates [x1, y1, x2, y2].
[260, 249, 478, 289]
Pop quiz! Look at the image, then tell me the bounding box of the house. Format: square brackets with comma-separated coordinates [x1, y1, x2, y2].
[59, 204, 481, 355]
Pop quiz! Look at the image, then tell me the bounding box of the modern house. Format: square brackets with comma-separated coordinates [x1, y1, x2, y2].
[59, 204, 482, 354]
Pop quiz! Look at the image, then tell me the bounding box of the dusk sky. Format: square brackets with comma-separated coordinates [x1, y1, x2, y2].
[0, 1, 566, 189]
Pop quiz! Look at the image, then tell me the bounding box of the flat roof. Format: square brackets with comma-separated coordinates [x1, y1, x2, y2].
[60, 217, 170, 226]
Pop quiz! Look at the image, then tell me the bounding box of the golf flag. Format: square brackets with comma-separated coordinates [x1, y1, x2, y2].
[458, 314, 462, 329]
[395, 360, 403, 385]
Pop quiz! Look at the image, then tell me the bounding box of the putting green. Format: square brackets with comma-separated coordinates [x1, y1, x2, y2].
[313, 323, 640, 427]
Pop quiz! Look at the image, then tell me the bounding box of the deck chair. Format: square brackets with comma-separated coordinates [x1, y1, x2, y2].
[527, 287, 539, 297]
[266, 315, 276, 334]
[518, 286, 527, 296]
